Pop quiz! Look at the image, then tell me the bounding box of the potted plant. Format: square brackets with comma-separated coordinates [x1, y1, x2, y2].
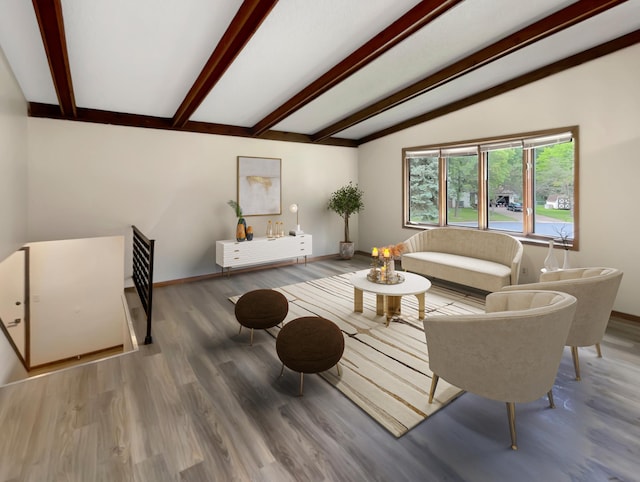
[327, 181, 364, 259]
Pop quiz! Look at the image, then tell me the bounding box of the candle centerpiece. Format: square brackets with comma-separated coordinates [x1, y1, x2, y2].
[367, 243, 405, 284]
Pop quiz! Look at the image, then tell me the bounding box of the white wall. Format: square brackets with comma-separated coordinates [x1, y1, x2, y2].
[0, 45, 29, 384]
[358, 44, 640, 316]
[27, 120, 359, 283]
[27, 236, 125, 366]
[0, 46, 28, 262]
[19, 45, 640, 316]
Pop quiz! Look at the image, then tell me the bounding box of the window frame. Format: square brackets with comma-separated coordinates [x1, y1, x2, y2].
[402, 126, 579, 250]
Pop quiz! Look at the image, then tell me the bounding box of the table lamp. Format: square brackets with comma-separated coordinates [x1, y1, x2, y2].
[289, 203, 303, 235]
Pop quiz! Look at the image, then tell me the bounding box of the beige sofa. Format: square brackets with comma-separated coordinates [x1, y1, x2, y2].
[401, 227, 523, 292]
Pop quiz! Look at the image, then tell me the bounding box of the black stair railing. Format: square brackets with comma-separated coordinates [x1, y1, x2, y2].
[131, 226, 155, 344]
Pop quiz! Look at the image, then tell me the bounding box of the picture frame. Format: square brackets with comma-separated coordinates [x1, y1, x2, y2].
[237, 156, 282, 216]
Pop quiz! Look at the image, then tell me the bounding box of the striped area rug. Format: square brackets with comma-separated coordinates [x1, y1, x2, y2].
[230, 272, 486, 437]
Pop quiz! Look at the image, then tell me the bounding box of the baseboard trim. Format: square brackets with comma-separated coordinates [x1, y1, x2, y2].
[611, 310, 640, 325]
[29, 344, 124, 371]
[149, 254, 342, 287]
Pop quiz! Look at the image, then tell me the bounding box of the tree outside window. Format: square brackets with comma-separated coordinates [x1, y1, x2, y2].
[446, 155, 478, 228]
[408, 155, 439, 224]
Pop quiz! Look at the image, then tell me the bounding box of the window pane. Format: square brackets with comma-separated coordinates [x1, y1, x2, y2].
[446, 155, 478, 228]
[408, 156, 439, 224]
[533, 140, 575, 242]
[487, 147, 523, 232]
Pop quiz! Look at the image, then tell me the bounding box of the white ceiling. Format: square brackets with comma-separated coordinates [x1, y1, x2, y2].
[0, 0, 638, 146]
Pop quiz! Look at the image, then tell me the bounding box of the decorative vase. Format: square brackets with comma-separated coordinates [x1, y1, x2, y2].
[544, 240, 559, 271]
[562, 249, 570, 269]
[236, 218, 247, 242]
[246, 226, 254, 241]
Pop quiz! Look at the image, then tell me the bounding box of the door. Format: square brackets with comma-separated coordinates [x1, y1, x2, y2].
[0, 249, 27, 364]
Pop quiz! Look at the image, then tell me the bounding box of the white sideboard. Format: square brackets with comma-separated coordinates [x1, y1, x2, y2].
[216, 235, 312, 273]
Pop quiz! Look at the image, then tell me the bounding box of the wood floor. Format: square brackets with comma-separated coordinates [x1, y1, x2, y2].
[1, 255, 639, 482]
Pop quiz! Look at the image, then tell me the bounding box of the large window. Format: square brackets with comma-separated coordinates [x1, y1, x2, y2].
[404, 127, 578, 247]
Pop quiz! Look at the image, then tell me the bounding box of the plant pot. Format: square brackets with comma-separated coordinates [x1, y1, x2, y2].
[339, 241, 355, 259]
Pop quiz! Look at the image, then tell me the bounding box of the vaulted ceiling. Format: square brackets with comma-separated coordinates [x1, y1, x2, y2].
[1, 0, 639, 147]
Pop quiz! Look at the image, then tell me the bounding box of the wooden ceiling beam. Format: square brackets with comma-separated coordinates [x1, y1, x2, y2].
[313, 0, 629, 142]
[172, 0, 278, 128]
[32, 0, 76, 117]
[28, 102, 358, 148]
[358, 29, 640, 144]
[251, 0, 462, 137]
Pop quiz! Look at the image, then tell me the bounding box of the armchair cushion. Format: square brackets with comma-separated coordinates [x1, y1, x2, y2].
[540, 267, 618, 281]
[485, 290, 570, 312]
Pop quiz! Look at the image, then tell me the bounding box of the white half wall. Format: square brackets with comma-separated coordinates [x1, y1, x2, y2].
[27, 236, 125, 366]
[0, 45, 28, 262]
[357, 44, 640, 316]
[27, 120, 359, 283]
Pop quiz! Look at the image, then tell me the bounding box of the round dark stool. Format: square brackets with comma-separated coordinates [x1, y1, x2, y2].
[276, 316, 345, 396]
[235, 289, 288, 345]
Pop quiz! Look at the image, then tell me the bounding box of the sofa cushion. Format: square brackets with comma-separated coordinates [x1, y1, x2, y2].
[402, 252, 511, 292]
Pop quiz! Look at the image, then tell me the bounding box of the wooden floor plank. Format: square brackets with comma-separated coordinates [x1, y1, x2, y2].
[1, 255, 639, 481]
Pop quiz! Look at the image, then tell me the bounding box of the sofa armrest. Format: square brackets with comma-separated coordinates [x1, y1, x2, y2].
[510, 243, 524, 285]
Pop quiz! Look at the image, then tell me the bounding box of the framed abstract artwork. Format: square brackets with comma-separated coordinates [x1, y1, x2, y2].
[237, 156, 282, 216]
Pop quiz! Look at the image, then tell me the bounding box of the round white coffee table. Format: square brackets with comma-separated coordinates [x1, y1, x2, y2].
[349, 269, 431, 326]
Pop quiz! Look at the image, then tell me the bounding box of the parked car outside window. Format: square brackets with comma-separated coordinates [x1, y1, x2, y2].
[507, 202, 522, 212]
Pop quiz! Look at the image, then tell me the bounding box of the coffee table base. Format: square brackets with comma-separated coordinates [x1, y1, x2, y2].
[354, 288, 425, 326]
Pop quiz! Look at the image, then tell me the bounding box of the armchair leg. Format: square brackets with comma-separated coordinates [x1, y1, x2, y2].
[506, 402, 517, 450]
[595, 343, 602, 358]
[571, 346, 581, 381]
[547, 389, 555, 409]
[428, 375, 439, 404]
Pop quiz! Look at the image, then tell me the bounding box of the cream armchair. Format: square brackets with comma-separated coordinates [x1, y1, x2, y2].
[502, 267, 623, 380]
[424, 290, 577, 450]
